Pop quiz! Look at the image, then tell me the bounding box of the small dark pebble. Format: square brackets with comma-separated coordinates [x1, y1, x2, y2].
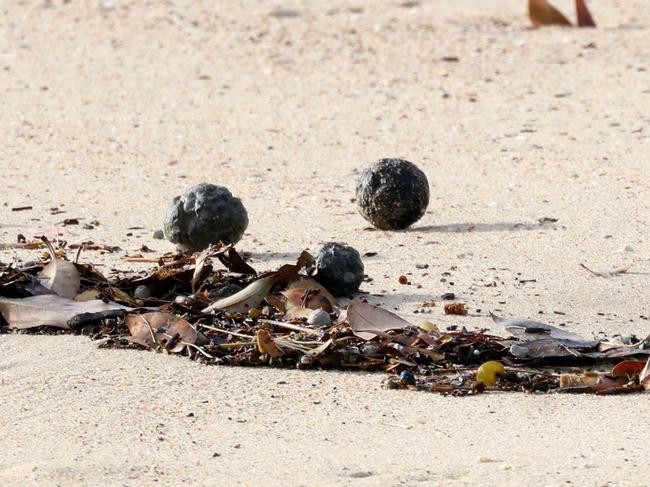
[441, 292, 455, 300]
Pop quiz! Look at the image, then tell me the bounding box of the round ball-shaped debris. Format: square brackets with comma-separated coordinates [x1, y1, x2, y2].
[163, 183, 248, 253]
[356, 158, 429, 230]
[315, 242, 364, 297]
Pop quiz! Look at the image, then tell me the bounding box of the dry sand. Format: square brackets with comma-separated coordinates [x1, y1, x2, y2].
[1, 0, 649, 485]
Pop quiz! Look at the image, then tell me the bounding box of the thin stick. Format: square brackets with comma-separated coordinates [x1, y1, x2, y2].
[198, 324, 254, 340]
[183, 342, 214, 358]
[258, 319, 322, 337]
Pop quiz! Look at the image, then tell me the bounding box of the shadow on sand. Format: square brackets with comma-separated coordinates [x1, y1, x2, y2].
[406, 221, 555, 233]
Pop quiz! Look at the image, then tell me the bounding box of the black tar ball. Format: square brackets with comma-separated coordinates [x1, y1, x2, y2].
[356, 158, 429, 230]
[315, 242, 364, 297]
[163, 183, 248, 253]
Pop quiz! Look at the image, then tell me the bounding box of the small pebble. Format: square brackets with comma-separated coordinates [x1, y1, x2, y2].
[133, 285, 151, 299]
[152, 229, 164, 239]
[509, 344, 529, 358]
[307, 309, 331, 328]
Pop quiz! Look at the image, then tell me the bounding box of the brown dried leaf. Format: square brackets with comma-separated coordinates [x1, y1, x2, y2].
[529, 0, 572, 27]
[611, 361, 645, 379]
[0, 295, 128, 329]
[281, 288, 334, 313]
[37, 237, 80, 299]
[202, 274, 276, 314]
[125, 312, 197, 353]
[576, 0, 596, 27]
[287, 277, 336, 306]
[203, 252, 315, 314]
[347, 301, 412, 341]
[214, 245, 256, 275]
[256, 329, 284, 358]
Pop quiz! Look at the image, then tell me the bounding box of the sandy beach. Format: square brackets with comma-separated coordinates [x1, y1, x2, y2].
[1, 0, 649, 485]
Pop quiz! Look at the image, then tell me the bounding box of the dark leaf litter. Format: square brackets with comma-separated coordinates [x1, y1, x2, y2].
[1, 241, 649, 396]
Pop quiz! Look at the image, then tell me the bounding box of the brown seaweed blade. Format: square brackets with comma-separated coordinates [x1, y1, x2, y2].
[528, 0, 572, 27]
[576, 0, 596, 27]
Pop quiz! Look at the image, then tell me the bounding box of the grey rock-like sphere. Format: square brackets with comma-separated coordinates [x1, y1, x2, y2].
[163, 183, 248, 253]
[356, 158, 429, 230]
[315, 242, 364, 297]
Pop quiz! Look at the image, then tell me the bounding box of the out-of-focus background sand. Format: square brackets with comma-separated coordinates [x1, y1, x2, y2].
[1, 1, 649, 485]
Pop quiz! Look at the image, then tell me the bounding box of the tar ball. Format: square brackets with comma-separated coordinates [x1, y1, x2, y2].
[315, 242, 364, 297]
[356, 158, 429, 230]
[163, 183, 248, 253]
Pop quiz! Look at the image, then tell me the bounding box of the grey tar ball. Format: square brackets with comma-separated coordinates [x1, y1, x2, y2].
[163, 183, 248, 253]
[315, 242, 364, 297]
[356, 158, 429, 230]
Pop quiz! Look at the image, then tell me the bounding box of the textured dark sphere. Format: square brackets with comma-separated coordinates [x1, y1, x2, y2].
[356, 158, 429, 230]
[163, 183, 248, 253]
[315, 242, 364, 297]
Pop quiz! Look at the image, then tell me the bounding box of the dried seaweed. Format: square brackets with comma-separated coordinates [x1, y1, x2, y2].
[1, 241, 649, 396]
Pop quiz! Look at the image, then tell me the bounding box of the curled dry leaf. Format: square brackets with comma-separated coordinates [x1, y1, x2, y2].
[576, 0, 596, 27]
[256, 329, 284, 358]
[611, 361, 645, 379]
[287, 277, 336, 306]
[125, 312, 197, 353]
[528, 0, 571, 27]
[202, 274, 276, 314]
[202, 252, 315, 314]
[191, 248, 213, 294]
[37, 237, 80, 299]
[0, 294, 129, 329]
[283, 287, 333, 313]
[214, 244, 256, 275]
[347, 301, 412, 341]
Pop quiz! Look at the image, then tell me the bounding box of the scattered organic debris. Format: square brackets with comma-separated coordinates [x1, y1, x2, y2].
[1, 240, 649, 396]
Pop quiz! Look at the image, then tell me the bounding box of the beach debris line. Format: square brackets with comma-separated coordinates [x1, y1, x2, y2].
[529, 0, 596, 28]
[1, 240, 649, 396]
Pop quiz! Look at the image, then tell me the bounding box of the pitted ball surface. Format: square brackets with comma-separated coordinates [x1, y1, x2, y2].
[163, 183, 248, 253]
[356, 158, 429, 230]
[315, 242, 364, 297]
